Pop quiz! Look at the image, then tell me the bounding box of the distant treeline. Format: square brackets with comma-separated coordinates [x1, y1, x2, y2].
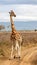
[0, 25, 5, 30]
[35, 29, 37, 31]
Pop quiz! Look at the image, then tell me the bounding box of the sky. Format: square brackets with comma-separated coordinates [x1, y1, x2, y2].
[0, 0, 37, 4]
[0, 0, 37, 22]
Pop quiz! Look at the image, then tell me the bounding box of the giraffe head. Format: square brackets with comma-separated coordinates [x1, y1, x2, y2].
[9, 10, 16, 17]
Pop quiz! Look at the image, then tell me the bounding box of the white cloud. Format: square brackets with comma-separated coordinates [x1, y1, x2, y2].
[0, 4, 37, 22]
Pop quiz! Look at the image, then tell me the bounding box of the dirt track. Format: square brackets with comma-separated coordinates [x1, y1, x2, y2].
[0, 46, 37, 65]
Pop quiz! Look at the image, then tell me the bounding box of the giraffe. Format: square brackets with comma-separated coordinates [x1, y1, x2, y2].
[9, 10, 22, 59]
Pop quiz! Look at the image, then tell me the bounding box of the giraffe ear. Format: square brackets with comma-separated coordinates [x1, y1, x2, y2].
[9, 12, 10, 14]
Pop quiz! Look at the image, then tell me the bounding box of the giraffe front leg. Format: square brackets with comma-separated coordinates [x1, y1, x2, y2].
[15, 40, 21, 58]
[10, 45, 14, 59]
[18, 45, 21, 58]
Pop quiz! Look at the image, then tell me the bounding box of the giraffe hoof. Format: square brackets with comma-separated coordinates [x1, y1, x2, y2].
[14, 56, 16, 59]
[9, 58, 11, 60]
[19, 56, 20, 58]
[9, 57, 13, 60]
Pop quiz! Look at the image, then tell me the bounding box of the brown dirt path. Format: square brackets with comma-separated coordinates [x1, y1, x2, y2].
[0, 46, 37, 65]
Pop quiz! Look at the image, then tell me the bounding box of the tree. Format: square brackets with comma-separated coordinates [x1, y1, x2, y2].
[35, 29, 37, 32]
[0, 25, 5, 31]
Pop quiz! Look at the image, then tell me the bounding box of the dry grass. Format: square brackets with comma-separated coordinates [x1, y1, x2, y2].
[0, 31, 37, 56]
[29, 53, 37, 65]
[0, 31, 37, 45]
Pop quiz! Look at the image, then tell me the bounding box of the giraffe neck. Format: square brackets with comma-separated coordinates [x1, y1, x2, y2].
[10, 16, 14, 25]
[10, 16, 16, 33]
